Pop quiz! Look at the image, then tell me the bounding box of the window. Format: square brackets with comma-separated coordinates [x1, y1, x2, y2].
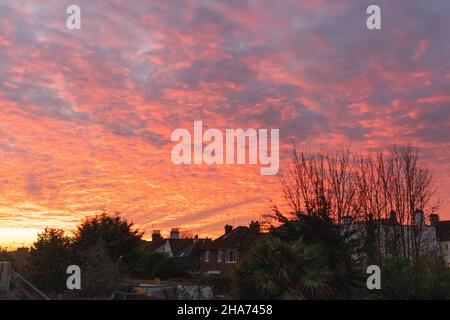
[226, 249, 237, 263]
[217, 250, 222, 262]
[204, 250, 209, 262]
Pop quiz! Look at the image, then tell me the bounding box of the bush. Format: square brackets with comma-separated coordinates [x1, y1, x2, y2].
[132, 250, 167, 279]
[152, 257, 194, 279]
[380, 256, 450, 299]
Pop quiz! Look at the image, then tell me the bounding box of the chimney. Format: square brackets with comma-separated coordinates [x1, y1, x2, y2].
[170, 228, 180, 239]
[224, 224, 233, 235]
[152, 230, 162, 242]
[413, 209, 425, 226]
[430, 214, 440, 226]
[340, 215, 352, 226]
[249, 221, 260, 233]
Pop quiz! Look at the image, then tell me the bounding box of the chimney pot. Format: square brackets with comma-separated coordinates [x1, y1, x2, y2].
[152, 230, 162, 242]
[170, 228, 180, 239]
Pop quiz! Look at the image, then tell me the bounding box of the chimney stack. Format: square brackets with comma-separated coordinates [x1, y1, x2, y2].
[152, 230, 162, 242]
[249, 221, 260, 233]
[413, 209, 425, 226]
[224, 224, 233, 235]
[170, 228, 180, 239]
[430, 214, 440, 226]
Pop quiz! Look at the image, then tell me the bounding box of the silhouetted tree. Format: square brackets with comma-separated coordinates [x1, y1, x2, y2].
[25, 228, 73, 294]
[355, 145, 438, 260]
[79, 242, 120, 297]
[279, 144, 439, 261]
[268, 209, 365, 299]
[73, 212, 144, 274]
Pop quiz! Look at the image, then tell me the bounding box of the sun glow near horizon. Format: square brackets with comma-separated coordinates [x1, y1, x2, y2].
[0, 228, 41, 250]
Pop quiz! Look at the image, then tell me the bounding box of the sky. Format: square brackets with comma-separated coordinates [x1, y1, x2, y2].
[0, 0, 449, 248]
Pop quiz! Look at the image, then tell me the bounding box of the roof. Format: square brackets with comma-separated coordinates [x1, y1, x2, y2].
[146, 238, 211, 257]
[146, 239, 165, 251]
[201, 226, 261, 251]
[176, 239, 210, 257]
[436, 221, 450, 241]
[166, 239, 194, 256]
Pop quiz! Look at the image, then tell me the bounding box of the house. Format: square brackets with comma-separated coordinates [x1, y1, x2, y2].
[199, 221, 262, 276]
[432, 215, 450, 267]
[341, 211, 450, 265]
[147, 228, 211, 263]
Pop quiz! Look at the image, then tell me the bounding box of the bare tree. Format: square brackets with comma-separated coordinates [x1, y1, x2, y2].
[279, 143, 439, 261]
[383, 145, 438, 259]
[280, 144, 358, 222]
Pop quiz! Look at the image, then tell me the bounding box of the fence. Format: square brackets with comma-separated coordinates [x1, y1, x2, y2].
[0, 261, 12, 299]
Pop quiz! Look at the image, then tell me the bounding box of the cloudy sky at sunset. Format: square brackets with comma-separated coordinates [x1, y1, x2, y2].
[0, 0, 449, 247]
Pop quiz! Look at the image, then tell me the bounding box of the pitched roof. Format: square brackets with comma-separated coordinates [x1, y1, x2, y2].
[167, 239, 195, 256]
[436, 221, 450, 241]
[146, 239, 165, 251]
[146, 238, 212, 257]
[201, 226, 260, 250]
[176, 239, 211, 257]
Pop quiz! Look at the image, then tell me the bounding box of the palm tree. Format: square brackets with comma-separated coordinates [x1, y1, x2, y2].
[235, 236, 331, 299]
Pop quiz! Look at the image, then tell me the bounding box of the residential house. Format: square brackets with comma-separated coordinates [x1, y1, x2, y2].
[148, 228, 211, 264]
[432, 215, 450, 267]
[199, 221, 262, 276]
[341, 211, 450, 265]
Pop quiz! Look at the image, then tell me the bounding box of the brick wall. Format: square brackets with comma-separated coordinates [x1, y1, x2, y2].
[200, 249, 243, 276]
